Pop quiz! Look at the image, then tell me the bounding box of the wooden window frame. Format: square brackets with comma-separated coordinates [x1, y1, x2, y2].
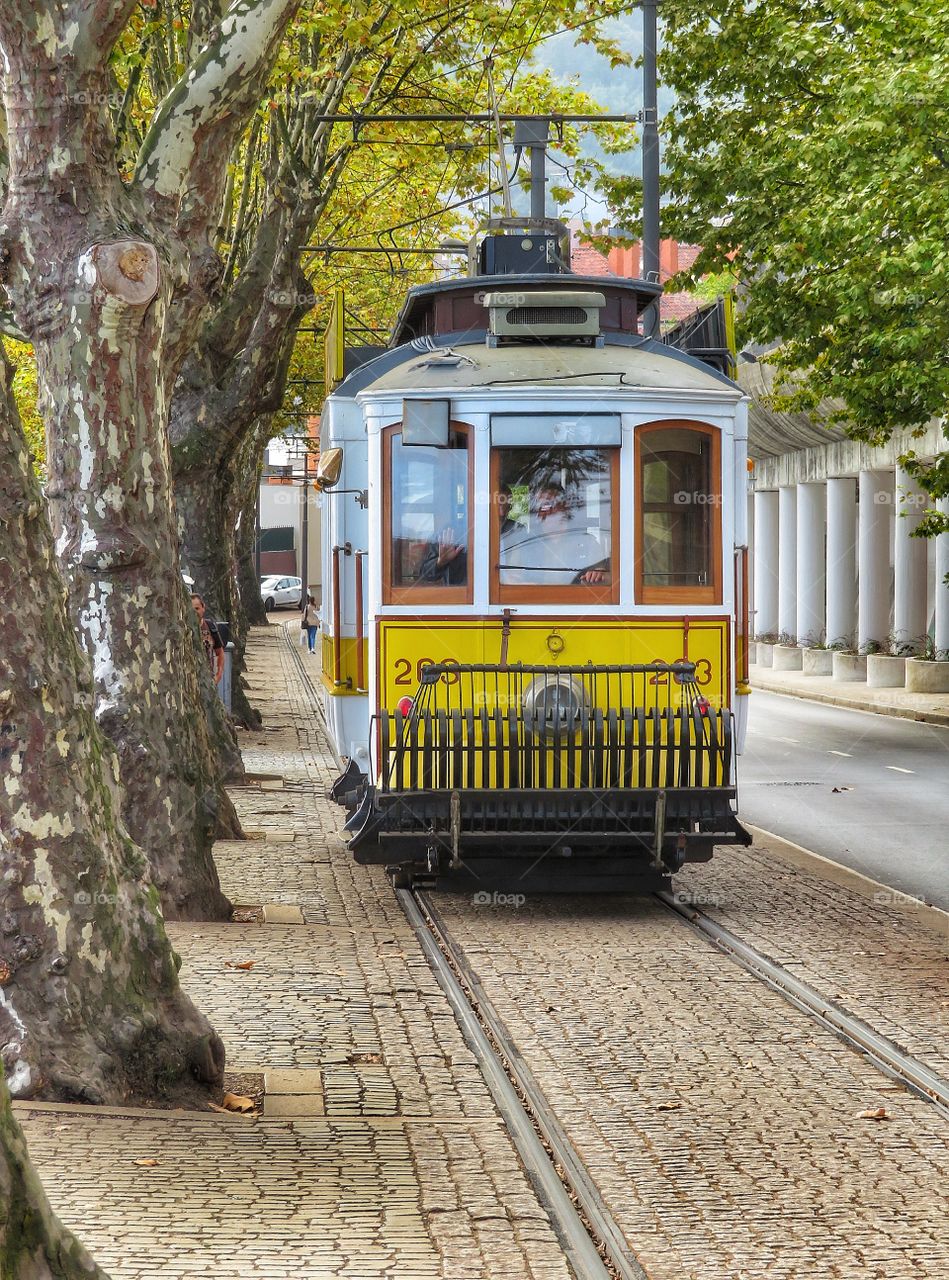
[635, 420, 722, 605]
[490, 446, 620, 606]
[382, 421, 474, 606]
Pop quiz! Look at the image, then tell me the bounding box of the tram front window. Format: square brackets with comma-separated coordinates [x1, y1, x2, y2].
[387, 428, 469, 599]
[495, 448, 614, 594]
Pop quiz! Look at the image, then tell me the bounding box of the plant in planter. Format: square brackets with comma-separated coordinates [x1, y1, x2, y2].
[833, 635, 869, 682]
[773, 631, 803, 671]
[800, 631, 834, 676]
[754, 631, 778, 667]
[905, 635, 949, 692]
[866, 633, 916, 688]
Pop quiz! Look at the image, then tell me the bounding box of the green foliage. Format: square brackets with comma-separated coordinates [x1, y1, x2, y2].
[1, 338, 44, 479]
[615, 0, 949, 533]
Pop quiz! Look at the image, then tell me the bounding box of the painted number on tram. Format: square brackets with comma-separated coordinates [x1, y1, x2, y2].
[393, 658, 461, 686]
[648, 657, 713, 686]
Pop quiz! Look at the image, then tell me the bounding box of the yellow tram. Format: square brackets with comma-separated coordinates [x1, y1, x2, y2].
[317, 221, 752, 891]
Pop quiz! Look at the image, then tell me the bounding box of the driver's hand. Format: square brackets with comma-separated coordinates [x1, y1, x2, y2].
[436, 527, 463, 566]
[579, 568, 606, 584]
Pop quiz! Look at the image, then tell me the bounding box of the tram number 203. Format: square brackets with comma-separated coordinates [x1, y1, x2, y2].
[649, 658, 713, 686]
[393, 657, 461, 686]
[392, 656, 714, 687]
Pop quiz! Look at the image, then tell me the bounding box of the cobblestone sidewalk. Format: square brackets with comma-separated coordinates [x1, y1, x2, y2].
[16, 626, 573, 1280]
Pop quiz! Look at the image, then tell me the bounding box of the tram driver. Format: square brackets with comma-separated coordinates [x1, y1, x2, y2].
[498, 480, 610, 587]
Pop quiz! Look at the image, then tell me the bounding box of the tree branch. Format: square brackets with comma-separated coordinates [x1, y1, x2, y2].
[134, 0, 299, 226]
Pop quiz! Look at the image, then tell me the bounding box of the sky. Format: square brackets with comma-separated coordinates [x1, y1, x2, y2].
[531, 14, 674, 226]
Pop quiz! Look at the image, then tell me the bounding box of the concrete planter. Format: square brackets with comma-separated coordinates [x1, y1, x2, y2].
[747, 641, 758, 665]
[833, 652, 867, 682]
[772, 644, 803, 671]
[802, 647, 834, 676]
[905, 658, 949, 693]
[866, 654, 906, 688]
[756, 643, 774, 668]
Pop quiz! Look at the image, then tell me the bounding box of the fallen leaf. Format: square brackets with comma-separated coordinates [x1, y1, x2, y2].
[222, 1092, 256, 1113]
[133, 1158, 160, 1167]
[856, 1107, 889, 1121]
[656, 1101, 681, 1112]
[225, 960, 255, 970]
[831, 786, 853, 793]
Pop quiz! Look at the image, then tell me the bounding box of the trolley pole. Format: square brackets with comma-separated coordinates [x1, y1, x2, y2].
[641, 0, 661, 339]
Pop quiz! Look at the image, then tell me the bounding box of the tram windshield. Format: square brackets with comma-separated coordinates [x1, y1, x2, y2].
[388, 429, 469, 594]
[495, 447, 614, 591]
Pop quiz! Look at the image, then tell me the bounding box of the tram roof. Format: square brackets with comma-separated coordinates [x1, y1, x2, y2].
[337, 332, 742, 400]
[391, 273, 661, 346]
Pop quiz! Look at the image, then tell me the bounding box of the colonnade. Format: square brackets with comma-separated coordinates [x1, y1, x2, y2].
[752, 471, 949, 654]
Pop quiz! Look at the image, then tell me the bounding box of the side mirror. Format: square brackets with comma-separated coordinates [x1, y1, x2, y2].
[315, 447, 343, 490]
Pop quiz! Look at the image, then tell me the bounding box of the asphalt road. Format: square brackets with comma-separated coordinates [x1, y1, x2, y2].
[741, 691, 949, 910]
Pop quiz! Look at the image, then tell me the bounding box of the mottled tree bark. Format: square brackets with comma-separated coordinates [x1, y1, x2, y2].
[0, 0, 298, 919]
[0, 348, 224, 1106]
[1, 1081, 108, 1279]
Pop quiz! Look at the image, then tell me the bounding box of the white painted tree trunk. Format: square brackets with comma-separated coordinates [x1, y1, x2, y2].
[0, 348, 224, 1106]
[0, 0, 298, 918]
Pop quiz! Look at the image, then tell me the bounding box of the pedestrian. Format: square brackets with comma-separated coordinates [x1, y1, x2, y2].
[191, 593, 225, 685]
[301, 593, 320, 653]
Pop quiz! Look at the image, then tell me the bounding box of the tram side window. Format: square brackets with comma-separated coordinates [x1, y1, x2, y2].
[387, 428, 469, 599]
[494, 447, 615, 598]
[638, 425, 720, 601]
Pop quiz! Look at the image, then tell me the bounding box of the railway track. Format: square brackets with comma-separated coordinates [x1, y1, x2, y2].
[399, 888, 647, 1280]
[398, 879, 949, 1280]
[657, 889, 949, 1116]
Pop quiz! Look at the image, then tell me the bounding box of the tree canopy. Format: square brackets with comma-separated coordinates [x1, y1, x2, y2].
[653, 0, 949, 530]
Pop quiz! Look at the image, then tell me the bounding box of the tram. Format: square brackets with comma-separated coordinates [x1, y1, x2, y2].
[316, 216, 752, 891]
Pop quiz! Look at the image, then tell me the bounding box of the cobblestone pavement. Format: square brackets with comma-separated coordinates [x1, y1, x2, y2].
[16, 626, 573, 1280]
[434, 893, 949, 1280]
[673, 844, 949, 1080]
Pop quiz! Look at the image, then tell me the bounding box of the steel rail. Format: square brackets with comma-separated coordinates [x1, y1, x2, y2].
[657, 891, 949, 1115]
[406, 890, 648, 1280]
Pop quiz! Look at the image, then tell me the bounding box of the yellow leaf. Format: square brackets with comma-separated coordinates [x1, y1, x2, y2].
[856, 1107, 889, 1121]
[133, 1158, 160, 1167]
[222, 1092, 256, 1113]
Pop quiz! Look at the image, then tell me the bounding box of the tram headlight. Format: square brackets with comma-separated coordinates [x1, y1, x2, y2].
[522, 675, 587, 736]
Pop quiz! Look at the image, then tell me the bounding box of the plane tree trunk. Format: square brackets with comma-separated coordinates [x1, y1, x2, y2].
[1, 1081, 109, 1280]
[0, 347, 224, 1107]
[0, 0, 298, 920]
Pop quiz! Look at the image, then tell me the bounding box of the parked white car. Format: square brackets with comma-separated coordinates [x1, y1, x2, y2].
[260, 575, 302, 611]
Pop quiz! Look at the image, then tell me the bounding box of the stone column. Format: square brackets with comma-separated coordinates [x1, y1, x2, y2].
[753, 489, 778, 636]
[796, 482, 826, 645]
[894, 464, 928, 648]
[858, 470, 891, 649]
[778, 485, 797, 639]
[936, 498, 949, 656]
[826, 478, 857, 647]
